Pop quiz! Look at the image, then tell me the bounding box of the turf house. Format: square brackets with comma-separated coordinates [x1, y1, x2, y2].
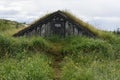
[13, 10, 97, 37]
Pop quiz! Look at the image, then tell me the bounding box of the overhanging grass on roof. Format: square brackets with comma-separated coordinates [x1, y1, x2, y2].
[15, 10, 114, 39]
[61, 11, 106, 38]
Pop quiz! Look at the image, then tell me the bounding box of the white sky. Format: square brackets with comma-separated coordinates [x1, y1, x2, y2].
[0, 0, 120, 31]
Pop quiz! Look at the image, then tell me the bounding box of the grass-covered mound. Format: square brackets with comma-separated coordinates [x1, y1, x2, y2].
[0, 34, 120, 80]
[0, 19, 120, 80]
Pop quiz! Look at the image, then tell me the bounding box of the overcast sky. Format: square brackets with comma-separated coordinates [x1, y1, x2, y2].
[0, 0, 120, 31]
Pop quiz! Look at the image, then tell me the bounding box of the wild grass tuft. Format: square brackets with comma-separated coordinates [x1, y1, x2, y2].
[0, 53, 53, 80]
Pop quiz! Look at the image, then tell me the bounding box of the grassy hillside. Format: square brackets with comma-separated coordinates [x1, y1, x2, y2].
[0, 19, 25, 31]
[0, 19, 26, 36]
[0, 19, 120, 80]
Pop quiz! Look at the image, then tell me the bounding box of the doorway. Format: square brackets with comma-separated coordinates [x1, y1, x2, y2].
[52, 22, 65, 36]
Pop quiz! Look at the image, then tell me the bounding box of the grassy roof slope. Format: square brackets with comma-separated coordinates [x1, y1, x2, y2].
[29, 13, 52, 27]
[61, 11, 106, 38]
[62, 11, 116, 40]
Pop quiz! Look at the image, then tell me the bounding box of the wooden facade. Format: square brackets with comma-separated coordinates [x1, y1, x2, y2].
[13, 11, 96, 37]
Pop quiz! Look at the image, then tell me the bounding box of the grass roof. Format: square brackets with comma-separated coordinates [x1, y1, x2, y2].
[61, 11, 104, 37]
[16, 10, 113, 39]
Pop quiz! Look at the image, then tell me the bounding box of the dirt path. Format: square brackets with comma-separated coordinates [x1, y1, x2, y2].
[48, 43, 64, 80]
[45, 52, 63, 80]
[52, 56, 62, 80]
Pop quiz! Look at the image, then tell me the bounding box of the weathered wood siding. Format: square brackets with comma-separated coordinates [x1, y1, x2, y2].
[13, 11, 95, 37]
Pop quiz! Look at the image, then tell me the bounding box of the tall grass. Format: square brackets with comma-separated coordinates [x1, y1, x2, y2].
[0, 20, 120, 80]
[61, 57, 120, 80]
[61, 36, 114, 59]
[0, 35, 50, 57]
[0, 53, 53, 80]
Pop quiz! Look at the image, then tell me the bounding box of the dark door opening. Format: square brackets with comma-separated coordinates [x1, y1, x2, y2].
[52, 22, 64, 36]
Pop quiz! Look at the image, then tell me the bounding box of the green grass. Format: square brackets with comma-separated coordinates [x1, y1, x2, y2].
[0, 19, 120, 80]
[0, 35, 50, 57]
[0, 19, 24, 31]
[61, 57, 120, 80]
[0, 33, 120, 80]
[0, 53, 53, 80]
[0, 19, 26, 37]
